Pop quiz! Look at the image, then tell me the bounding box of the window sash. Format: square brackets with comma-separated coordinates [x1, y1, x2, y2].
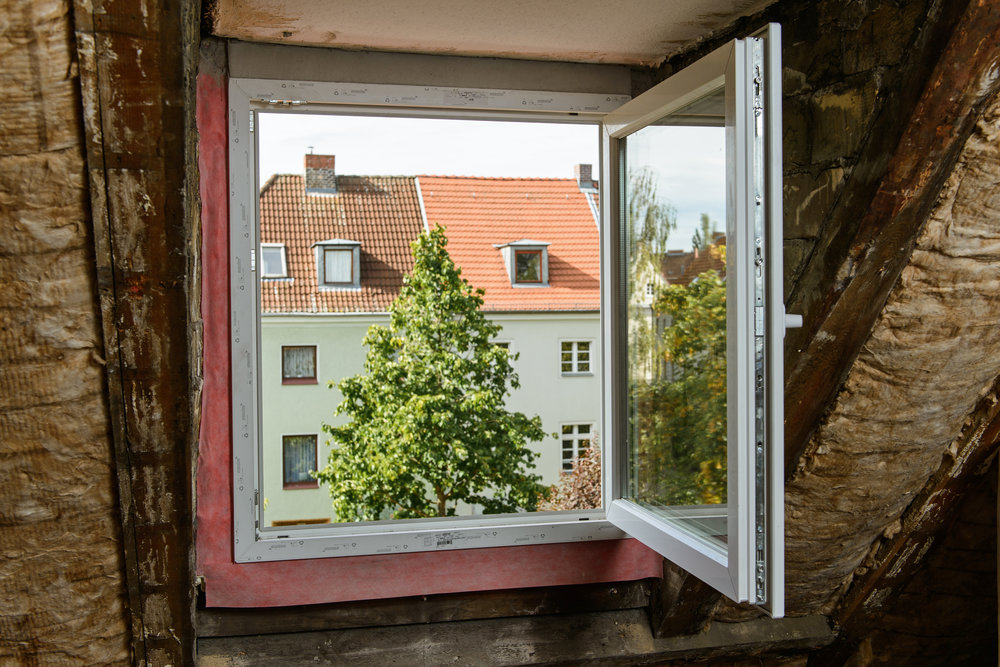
[514, 250, 542, 283]
[601, 25, 783, 616]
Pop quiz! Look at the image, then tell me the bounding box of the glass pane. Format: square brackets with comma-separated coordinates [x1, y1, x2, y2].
[283, 435, 316, 484]
[624, 85, 728, 551]
[515, 251, 541, 282]
[324, 248, 353, 284]
[256, 113, 602, 527]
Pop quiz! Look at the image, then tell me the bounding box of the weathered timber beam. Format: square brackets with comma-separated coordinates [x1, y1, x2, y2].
[647, 560, 722, 638]
[808, 376, 1000, 666]
[784, 0, 1000, 473]
[197, 580, 653, 638]
[197, 609, 833, 666]
[72, 0, 201, 664]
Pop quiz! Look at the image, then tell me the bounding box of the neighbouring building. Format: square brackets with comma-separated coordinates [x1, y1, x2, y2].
[258, 156, 602, 525]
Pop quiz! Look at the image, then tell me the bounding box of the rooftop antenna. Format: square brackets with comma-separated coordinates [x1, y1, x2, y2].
[308, 145, 314, 154]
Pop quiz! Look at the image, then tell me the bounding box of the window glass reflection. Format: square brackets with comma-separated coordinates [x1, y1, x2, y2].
[624, 86, 728, 549]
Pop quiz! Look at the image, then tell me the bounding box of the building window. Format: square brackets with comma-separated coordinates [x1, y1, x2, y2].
[313, 239, 361, 289]
[281, 345, 316, 384]
[495, 239, 549, 286]
[514, 249, 542, 283]
[561, 423, 592, 472]
[323, 247, 353, 284]
[261, 243, 288, 278]
[282, 434, 318, 489]
[561, 341, 591, 374]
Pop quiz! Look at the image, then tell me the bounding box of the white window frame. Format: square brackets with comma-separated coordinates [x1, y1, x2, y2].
[260, 242, 288, 278]
[560, 339, 593, 375]
[560, 422, 595, 472]
[229, 79, 627, 565]
[228, 25, 784, 616]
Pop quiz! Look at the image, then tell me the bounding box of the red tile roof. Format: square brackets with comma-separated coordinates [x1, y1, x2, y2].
[259, 174, 424, 313]
[659, 237, 726, 287]
[417, 176, 600, 312]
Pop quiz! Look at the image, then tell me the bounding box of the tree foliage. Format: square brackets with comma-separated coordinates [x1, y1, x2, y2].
[540, 432, 602, 512]
[691, 212, 718, 251]
[316, 226, 548, 521]
[632, 248, 727, 506]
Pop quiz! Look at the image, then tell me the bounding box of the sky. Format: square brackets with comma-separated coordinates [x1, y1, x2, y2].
[258, 112, 724, 251]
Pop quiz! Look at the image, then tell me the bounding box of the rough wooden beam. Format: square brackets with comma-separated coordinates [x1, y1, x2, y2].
[647, 561, 722, 638]
[783, 35, 1000, 613]
[72, 0, 201, 664]
[808, 379, 1000, 666]
[198, 580, 653, 638]
[783, 0, 1000, 472]
[197, 609, 833, 666]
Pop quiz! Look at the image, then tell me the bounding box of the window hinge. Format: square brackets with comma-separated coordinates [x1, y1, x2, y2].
[250, 248, 256, 272]
[249, 111, 254, 133]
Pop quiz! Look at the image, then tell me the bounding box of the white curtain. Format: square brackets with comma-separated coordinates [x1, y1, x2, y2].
[282, 346, 314, 378]
[283, 435, 315, 483]
[324, 248, 352, 283]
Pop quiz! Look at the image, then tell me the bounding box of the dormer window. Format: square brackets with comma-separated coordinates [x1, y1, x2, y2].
[312, 239, 361, 289]
[260, 243, 287, 278]
[514, 249, 543, 283]
[495, 239, 550, 287]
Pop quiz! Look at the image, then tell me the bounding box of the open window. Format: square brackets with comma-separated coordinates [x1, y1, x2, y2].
[602, 25, 784, 615]
[225, 24, 783, 615]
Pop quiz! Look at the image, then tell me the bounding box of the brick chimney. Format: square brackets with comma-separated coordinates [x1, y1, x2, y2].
[574, 163, 593, 189]
[305, 154, 337, 195]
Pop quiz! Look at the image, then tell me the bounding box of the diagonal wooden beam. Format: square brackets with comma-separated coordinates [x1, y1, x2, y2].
[807, 374, 1000, 666]
[783, 0, 1000, 473]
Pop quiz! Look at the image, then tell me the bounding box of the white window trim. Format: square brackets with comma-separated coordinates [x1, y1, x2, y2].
[559, 422, 595, 472]
[560, 339, 594, 376]
[495, 239, 550, 287]
[260, 242, 288, 278]
[312, 239, 361, 290]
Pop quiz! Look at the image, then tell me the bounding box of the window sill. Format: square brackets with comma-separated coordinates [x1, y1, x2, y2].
[282, 480, 320, 490]
[281, 377, 318, 385]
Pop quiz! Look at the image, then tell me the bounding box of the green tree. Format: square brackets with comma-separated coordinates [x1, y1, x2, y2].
[316, 226, 548, 521]
[627, 168, 676, 380]
[633, 249, 727, 505]
[691, 212, 718, 251]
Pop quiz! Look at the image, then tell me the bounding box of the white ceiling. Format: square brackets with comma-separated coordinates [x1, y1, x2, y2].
[212, 0, 774, 67]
